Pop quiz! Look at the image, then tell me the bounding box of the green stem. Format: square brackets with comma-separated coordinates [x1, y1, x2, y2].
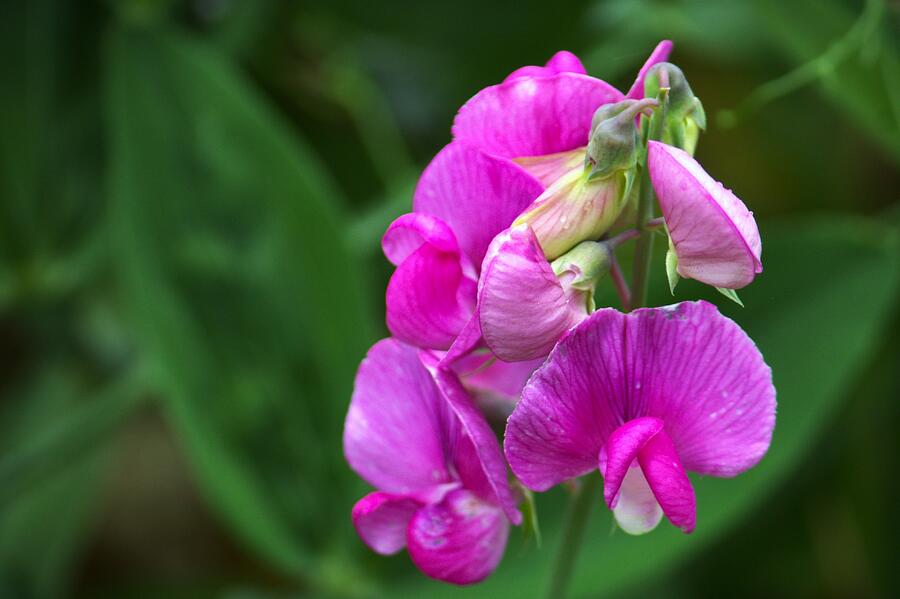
[543, 471, 602, 599]
[631, 90, 669, 310]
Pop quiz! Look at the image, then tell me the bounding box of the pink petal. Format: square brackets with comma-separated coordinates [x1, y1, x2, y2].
[463, 355, 544, 401]
[505, 301, 775, 492]
[407, 489, 510, 585]
[601, 417, 664, 508]
[344, 339, 453, 493]
[428, 365, 522, 524]
[648, 141, 762, 289]
[637, 426, 696, 533]
[512, 148, 585, 187]
[453, 74, 624, 159]
[600, 418, 696, 533]
[625, 40, 674, 100]
[628, 301, 776, 476]
[478, 226, 588, 361]
[352, 492, 421, 554]
[503, 50, 587, 83]
[382, 212, 459, 266]
[384, 215, 477, 350]
[413, 142, 543, 269]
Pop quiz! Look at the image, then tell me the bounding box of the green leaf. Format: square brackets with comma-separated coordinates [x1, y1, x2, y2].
[105, 24, 374, 586]
[394, 214, 900, 598]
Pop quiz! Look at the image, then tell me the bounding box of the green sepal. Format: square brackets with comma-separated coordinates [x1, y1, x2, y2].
[665, 240, 680, 295]
[716, 286, 744, 307]
[516, 483, 541, 548]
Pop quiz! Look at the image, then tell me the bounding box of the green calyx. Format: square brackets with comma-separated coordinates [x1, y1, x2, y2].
[551, 240, 613, 290]
[586, 98, 658, 180]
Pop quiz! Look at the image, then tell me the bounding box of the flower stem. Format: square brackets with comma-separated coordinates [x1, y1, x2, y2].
[609, 254, 631, 312]
[543, 471, 602, 599]
[631, 89, 669, 310]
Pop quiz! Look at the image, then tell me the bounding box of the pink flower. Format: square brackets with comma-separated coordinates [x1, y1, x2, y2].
[344, 339, 522, 584]
[504, 301, 775, 534]
[451, 42, 673, 259]
[648, 141, 762, 289]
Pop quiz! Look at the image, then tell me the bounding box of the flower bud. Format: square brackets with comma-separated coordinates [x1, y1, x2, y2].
[551, 240, 612, 300]
[644, 62, 706, 154]
[586, 98, 658, 179]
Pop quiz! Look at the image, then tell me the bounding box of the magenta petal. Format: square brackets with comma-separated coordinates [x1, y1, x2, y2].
[479, 226, 587, 361]
[352, 492, 421, 555]
[414, 142, 543, 268]
[649, 141, 762, 288]
[625, 40, 674, 100]
[453, 74, 624, 158]
[506, 301, 775, 493]
[428, 365, 522, 524]
[407, 489, 510, 585]
[628, 301, 775, 476]
[344, 339, 452, 493]
[463, 356, 543, 401]
[382, 213, 459, 266]
[601, 417, 665, 508]
[503, 50, 587, 82]
[637, 427, 696, 533]
[385, 240, 476, 350]
[505, 310, 627, 491]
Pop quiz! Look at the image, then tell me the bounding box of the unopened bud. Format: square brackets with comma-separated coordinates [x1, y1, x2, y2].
[586, 98, 657, 180]
[550, 241, 613, 312]
[644, 62, 706, 154]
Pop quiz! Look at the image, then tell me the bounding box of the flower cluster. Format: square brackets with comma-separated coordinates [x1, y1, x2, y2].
[344, 42, 776, 585]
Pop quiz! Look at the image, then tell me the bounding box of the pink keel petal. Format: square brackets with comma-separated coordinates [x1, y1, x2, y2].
[344, 340, 452, 494]
[413, 142, 543, 269]
[601, 418, 696, 534]
[407, 489, 510, 585]
[352, 492, 421, 554]
[453, 73, 624, 159]
[648, 141, 762, 289]
[479, 226, 587, 361]
[626, 40, 674, 100]
[503, 50, 587, 82]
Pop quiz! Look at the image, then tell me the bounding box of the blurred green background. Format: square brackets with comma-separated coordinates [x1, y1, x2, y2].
[2, 0, 898, 597]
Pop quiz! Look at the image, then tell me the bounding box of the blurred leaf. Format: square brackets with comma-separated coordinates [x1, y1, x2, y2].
[395, 214, 900, 597]
[754, 0, 900, 163]
[105, 23, 374, 586]
[0, 368, 111, 599]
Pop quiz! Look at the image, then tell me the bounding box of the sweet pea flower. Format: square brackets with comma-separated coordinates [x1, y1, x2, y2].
[504, 301, 775, 534]
[451, 42, 673, 259]
[648, 141, 762, 290]
[345, 339, 522, 584]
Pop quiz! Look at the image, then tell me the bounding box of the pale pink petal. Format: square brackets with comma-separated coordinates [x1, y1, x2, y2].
[513, 149, 585, 187]
[648, 141, 762, 289]
[503, 50, 587, 83]
[453, 74, 624, 159]
[625, 40, 674, 100]
[463, 356, 543, 401]
[344, 339, 453, 493]
[478, 226, 588, 361]
[352, 492, 421, 554]
[428, 365, 522, 524]
[414, 142, 543, 268]
[407, 489, 510, 585]
[609, 465, 663, 535]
